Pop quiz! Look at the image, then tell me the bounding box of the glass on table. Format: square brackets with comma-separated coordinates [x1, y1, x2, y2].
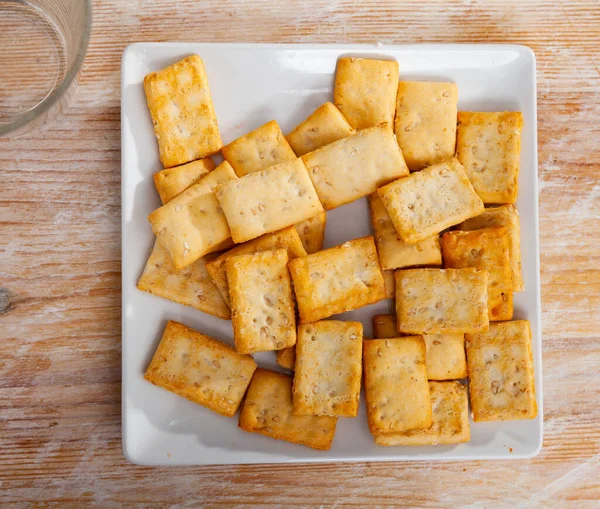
[0, 0, 91, 136]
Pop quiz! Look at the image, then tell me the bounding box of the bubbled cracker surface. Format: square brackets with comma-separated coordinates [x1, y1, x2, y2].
[369, 193, 442, 270]
[363, 337, 432, 434]
[144, 55, 222, 168]
[293, 321, 363, 417]
[377, 158, 484, 244]
[456, 111, 522, 204]
[442, 226, 514, 321]
[395, 268, 489, 334]
[226, 249, 296, 354]
[144, 321, 257, 417]
[205, 226, 307, 307]
[288, 236, 386, 323]
[457, 204, 524, 291]
[375, 381, 470, 446]
[238, 369, 337, 450]
[286, 102, 354, 156]
[215, 158, 324, 243]
[395, 81, 458, 171]
[333, 57, 399, 130]
[302, 126, 408, 210]
[137, 241, 230, 319]
[222, 120, 296, 177]
[154, 158, 215, 204]
[466, 320, 537, 422]
[148, 167, 237, 269]
[294, 211, 327, 254]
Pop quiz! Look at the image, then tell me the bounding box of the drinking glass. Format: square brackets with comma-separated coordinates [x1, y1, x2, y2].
[0, 0, 92, 136]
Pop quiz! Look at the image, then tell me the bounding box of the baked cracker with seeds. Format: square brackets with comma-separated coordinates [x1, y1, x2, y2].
[145, 321, 257, 417]
[154, 157, 216, 204]
[226, 249, 296, 354]
[239, 369, 337, 450]
[144, 55, 222, 168]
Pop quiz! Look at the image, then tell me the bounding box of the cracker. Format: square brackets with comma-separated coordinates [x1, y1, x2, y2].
[205, 226, 307, 307]
[375, 381, 470, 446]
[293, 320, 363, 417]
[442, 227, 514, 321]
[457, 204, 524, 291]
[226, 249, 296, 354]
[153, 158, 216, 204]
[423, 334, 467, 380]
[276, 346, 296, 371]
[333, 57, 399, 130]
[363, 336, 432, 434]
[222, 120, 296, 177]
[294, 211, 327, 255]
[238, 369, 337, 450]
[144, 321, 257, 417]
[377, 158, 484, 244]
[288, 236, 386, 323]
[215, 158, 324, 243]
[368, 193, 442, 270]
[286, 102, 354, 156]
[137, 240, 230, 319]
[372, 314, 399, 339]
[395, 268, 489, 334]
[456, 112, 523, 204]
[148, 162, 238, 269]
[143, 55, 222, 168]
[302, 127, 409, 210]
[466, 320, 537, 421]
[395, 81, 458, 171]
[383, 270, 395, 299]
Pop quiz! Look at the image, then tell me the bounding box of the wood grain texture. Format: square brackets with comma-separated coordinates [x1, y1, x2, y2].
[1, 0, 599, 506]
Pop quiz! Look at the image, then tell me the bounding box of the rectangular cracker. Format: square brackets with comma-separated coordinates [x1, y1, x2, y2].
[294, 211, 327, 254]
[466, 320, 537, 421]
[144, 55, 222, 168]
[442, 226, 514, 321]
[302, 127, 409, 210]
[205, 226, 307, 307]
[423, 334, 467, 380]
[333, 57, 399, 130]
[395, 81, 458, 171]
[276, 346, 296, 371]
[456, 111, 523, 204]
[457, 204, 524, 291]
[372, 314, 400, 339]
[363, 336, 432, 434]
[395, 268, 489, 334]
[226, 249, 296, 354]
[372, 315, 466, 380]
[145, 321, 257, 417]
[239, 369, 337, 450]
[286, 102, 354, 156]
[154, 158, 216, 204]
[293, 320, 363, 417]
[148, 162, 238, 269]
[288, 236, 386, 323]
[215, 158, 324, 243]
[137, 240, 230, 319]
[377, 158, 484, 244]
[222, 120, 296, 177]
[368, 193, 442, 270]
[375, 381, 470, 446]
[383, 270, 395, 299]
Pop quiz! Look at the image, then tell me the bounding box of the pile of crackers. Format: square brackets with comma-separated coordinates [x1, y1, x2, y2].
[138, 54, 537, 451]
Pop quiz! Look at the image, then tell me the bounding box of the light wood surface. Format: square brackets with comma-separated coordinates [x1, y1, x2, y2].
[1, 0, 599, 506]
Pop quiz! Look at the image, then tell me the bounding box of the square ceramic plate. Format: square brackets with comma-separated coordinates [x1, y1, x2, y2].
[121, 43, 542, 465]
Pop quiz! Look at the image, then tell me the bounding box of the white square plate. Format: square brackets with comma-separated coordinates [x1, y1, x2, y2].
[121, 43, 542, 465]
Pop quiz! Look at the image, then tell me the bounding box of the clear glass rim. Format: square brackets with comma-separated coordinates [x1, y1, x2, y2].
[0, 0, 93, 137]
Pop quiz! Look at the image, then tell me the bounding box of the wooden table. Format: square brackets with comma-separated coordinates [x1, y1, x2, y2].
[2, 0, 599, 506]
